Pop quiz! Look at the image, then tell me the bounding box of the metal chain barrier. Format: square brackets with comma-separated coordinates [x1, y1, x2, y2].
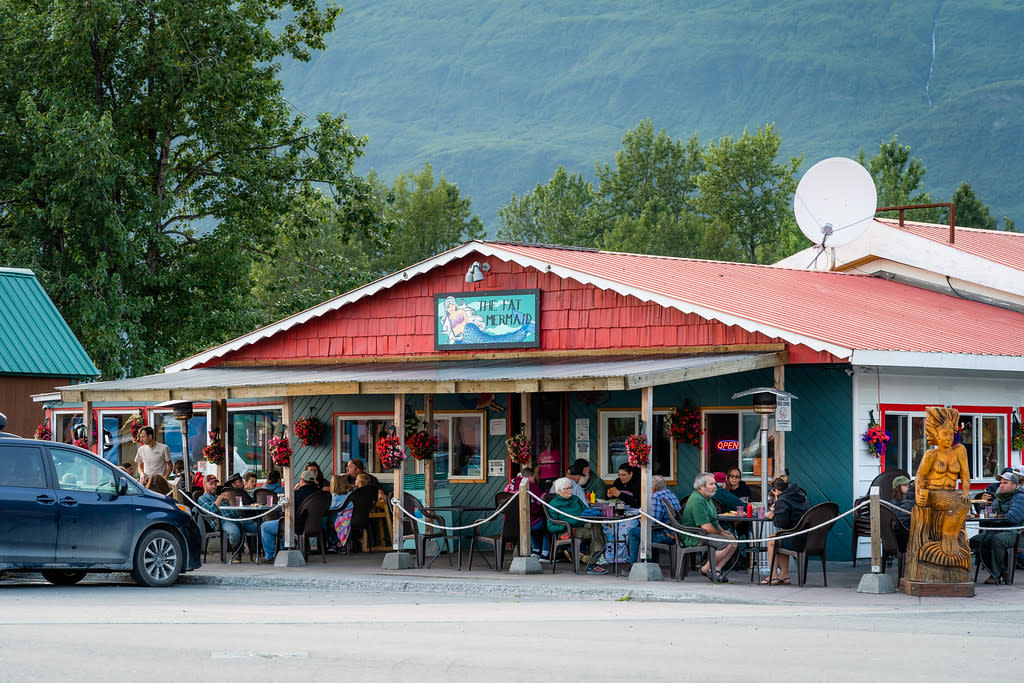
[179, 490, 289, 523]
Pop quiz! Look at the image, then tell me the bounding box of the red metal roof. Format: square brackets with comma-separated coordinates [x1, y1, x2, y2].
[487, 242, 1024, 357]
[876, 219, 1024, 272]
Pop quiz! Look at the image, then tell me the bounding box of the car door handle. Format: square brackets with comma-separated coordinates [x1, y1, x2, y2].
[59, 496, 78, 506]
[36, 494, 55, 505]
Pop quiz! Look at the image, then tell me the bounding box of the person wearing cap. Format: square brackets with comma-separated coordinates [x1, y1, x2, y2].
[553, 461, 587, 503]
[970, 471, 1024, 584]
[890, 475, 913, 526]
[571, 458, 607, 500]
[197, 474, 258, 550]
[261, 469, 323, 561]
[224, 472, 254, 505]
[979, 467, 1016, 503]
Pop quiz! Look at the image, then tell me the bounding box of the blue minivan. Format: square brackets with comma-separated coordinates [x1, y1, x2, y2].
[0, 424, 202, 586]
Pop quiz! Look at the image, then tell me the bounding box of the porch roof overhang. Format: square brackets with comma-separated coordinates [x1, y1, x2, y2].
[57, 351, 787, 403]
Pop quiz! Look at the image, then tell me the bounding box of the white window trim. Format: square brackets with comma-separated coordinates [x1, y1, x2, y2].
[598, 408, 675, 483]
[886, 407, 1008, 483]
[225, 405, 283, 477]
[433, 409, 487, 483]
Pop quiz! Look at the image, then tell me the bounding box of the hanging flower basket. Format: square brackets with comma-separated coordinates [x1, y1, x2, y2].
[407, 430, 438, 460]
[862, 421, 891, 458]
[376, 432, 405, 469]
[202, 430, 225, 466]
[666, 406, 701, 447]
[126, 414, 144, 443]
[269, 435, 293, 468]
[1012, 416, 1024, 451]
[72, 437, 89, 450]
[34, 422, 53, 441]
[625, 433, 651, 467]
[506, 432, 532, 465]
[293, 416, 326, 447]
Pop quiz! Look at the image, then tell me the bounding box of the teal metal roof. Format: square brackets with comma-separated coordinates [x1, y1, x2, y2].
[0, 267, 99, 378]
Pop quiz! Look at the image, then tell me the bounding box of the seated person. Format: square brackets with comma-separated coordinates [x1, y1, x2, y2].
[573, 458, 607, 500]
[550, 464, 587, 503]
[223, 472, 254, 505]
[626, 475, 680, 564]
[119, 462, 135, 478]
[680, 472, 736, 582]
[60, 472, 79, 488]
[970, 471, 1024, 584]
[979, 467, 1015, 504]
[334, 473, 380, 551]
[329, 474, 352, 509]
[146, 473, 173, 497]
[261, 469, 322, 561]
[243, 472, 258, 492]
[890, 475, 913, 526]
[547, 477, 611, 574]
[606, 464, 641, 507]
[724, 467, 752, 500]
[263, 469, 285, 495]
[197, 474, 258, 551]
[345, 458, 385, 501]
[505, 467, 549, 560]
[712, 471, 745, 510]
[295, 461, 329, 491]
[762, 477, 810, 585]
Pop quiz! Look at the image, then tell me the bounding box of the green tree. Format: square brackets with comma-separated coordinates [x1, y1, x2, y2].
[594, 120, 706, 257]
[0, 0, 375, 377]
[496, 166, 600, 246]
[696, 124, 802, 264]
[378, 162, 484, 272]
[856, 135, 942, 223]
[947, 182, 1015, 231]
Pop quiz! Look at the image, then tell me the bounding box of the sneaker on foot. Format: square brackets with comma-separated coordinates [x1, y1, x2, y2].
[586, 565, 609, 575]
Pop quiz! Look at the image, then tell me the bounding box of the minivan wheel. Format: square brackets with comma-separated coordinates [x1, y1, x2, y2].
[131, 529, 183, 587]
[41, 570, 87, 586]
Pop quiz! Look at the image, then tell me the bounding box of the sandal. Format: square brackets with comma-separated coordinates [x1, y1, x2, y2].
[776, 577, 791, 585]
[760, 576, 776, 585]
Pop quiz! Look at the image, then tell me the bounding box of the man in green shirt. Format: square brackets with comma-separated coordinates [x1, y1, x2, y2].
[680, 472, 736, 582]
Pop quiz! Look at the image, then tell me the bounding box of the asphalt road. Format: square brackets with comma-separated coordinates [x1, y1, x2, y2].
[0, 575, 1015, 681]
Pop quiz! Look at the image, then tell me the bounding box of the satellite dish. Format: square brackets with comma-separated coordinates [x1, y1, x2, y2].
[794, 157, 877, 248]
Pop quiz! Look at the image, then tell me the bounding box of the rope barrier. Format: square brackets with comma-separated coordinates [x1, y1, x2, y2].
[878, 498, 1024, 531]
[179, 490, 289, 523]
[388, 493, 520, 531]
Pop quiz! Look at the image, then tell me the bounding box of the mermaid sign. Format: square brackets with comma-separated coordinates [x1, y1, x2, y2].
[435, 289, 539, 350]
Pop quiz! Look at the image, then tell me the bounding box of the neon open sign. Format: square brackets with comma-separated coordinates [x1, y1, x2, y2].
[717, 439, 739, 452]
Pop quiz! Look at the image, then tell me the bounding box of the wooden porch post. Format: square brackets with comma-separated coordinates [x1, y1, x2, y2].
[629, 385, 663, 580]
[424, 394, 435, 509]
[383, 393, 413, 569]
[774, 365, 786, 476]
[82, 400, 93, 453]
[281, 396, 295, 549]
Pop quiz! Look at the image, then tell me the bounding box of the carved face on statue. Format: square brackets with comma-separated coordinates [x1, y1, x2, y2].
[937, 426, 954, 449]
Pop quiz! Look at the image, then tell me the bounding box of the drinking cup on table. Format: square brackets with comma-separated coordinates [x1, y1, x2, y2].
[234, 496, 242, 507]
[737, 506, 745, 516]
[266, 494, 274, 506]
[756, 506, 765, 520]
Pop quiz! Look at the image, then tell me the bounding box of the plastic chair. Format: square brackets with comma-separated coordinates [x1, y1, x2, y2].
[665, 504, 716, 581]
[294, 490, 332, 563]
[401, 492, 454, 568]
[851, 469, 909, 565]
[469, 492, 518, 571]
[878, 505, 907, 579]
[541, 493, 583, 574]
[772, 502, 840, 586]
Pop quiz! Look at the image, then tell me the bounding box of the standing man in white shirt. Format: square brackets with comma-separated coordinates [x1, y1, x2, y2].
[135, 426, 172, 486]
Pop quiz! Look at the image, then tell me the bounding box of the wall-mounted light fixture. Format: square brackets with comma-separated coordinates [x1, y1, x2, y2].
[465, 261, 491, 283]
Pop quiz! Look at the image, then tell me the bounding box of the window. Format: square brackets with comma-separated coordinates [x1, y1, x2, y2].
[97, 411, 139, 466]
[335, 411, 486, 482]
[882, 405, 1009, 482]
[0, 444, 47, 488]
[228, 408, 282, 476]
[152, 410, 209, 465]
[703, 410, 773, 479]
[599, 409, 673, 481]
[433, 411, 485, 481]
[52, 411, 83, 445]
[48, 448, 117, 494]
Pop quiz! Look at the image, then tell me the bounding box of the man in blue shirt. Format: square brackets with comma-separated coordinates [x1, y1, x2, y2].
[625, 475, 679, 564]
[197, 474, 258, 550]
[971, 471, 1024, 584]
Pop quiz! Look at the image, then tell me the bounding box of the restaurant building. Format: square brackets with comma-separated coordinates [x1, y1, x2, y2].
[51, 238, 1024, 560]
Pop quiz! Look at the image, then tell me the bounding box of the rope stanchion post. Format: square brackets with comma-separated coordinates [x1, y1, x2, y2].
[509, 475, 542, 574]
[856, 485, 896, 593]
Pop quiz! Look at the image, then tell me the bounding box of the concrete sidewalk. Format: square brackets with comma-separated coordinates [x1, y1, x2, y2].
[178, 548, 1023, 606]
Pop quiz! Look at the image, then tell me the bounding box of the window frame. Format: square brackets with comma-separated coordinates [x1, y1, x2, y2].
[880, 403, 1011, 487]
[226, 405, 283, 477]
[150, 408, 211, 467]
[597, 407, 676, 484]
[700, 407, 772, 482]
[431, 409, 487, 483]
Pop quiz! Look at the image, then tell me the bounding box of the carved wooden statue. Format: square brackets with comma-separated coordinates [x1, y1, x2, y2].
[905, 406, 972, 584]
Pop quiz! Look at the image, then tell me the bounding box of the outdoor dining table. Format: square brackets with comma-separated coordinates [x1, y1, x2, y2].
[583, 504, 638, 575]
[421, 504, 496, 570]
[221, 504, 276, 564]
[716, 513, 776, 582]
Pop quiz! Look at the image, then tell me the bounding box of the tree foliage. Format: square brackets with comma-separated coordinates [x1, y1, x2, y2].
[948, 182, 1015, 232]
[377, 162, 484, 272]
[0, 0, 377, 378]
[696, 124, 802, 264]
[856, 135, 943, 223]
[496, 166, 599, 246]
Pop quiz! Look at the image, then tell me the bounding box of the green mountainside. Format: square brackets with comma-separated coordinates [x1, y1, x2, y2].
[278, 0, 1024, 232]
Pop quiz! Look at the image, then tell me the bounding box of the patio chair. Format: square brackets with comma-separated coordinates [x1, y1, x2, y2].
[851, 469, 909, 565]
[772, 502, 840, 586]
[665, 504, 716, 581]
[468, 492, 518, 571]
[878, 505, 907, 579]
[542, 493, 583, 574]
[401, 492, 454, 568]
[295, 490, 332, 563]
[973, 527, 1024, 585]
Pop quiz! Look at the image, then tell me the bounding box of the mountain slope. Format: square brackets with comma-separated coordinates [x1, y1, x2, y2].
[277, 0, 1024, 231]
